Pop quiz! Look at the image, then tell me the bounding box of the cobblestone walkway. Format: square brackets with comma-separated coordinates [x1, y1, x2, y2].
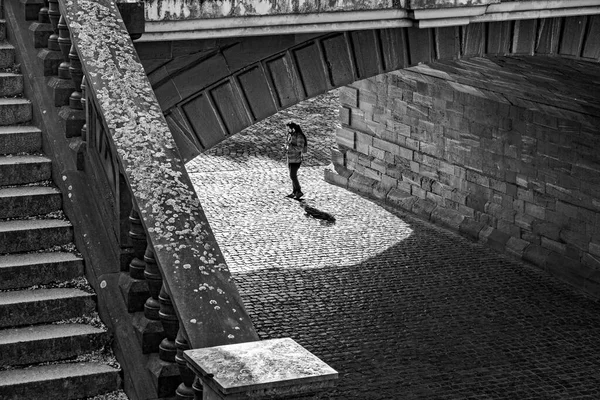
[186, 92, 600, 399]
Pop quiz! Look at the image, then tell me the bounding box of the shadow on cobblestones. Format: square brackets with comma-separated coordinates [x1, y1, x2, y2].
[190, 161, 600, 399]
[186, 89, 600, 399]
[233, 213, 600, 399]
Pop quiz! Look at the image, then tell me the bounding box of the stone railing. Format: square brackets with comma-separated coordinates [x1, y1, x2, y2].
[51, 0, 337, 398]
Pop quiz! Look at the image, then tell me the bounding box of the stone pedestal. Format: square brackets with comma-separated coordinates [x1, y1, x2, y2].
[184, 338, 338, 400]
[28, 21, 53, 48]
[118, 272, 149, 313]
[132, 312, 165, 354]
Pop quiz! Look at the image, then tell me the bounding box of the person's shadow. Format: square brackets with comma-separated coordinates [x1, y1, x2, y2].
[295, 198, 336, 225]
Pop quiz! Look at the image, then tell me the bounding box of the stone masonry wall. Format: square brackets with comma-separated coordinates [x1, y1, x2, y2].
[325, 57, 600, 298]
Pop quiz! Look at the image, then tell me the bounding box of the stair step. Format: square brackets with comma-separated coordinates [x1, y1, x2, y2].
[0, 252, 83, 290]
[0, 186, 62, 219]
[0, 41, 14, 68]
[0, 323, 109, 366]
[0, 154, 52, 186]
[0, 98, 32, 125]
[0, 126, 42, 155]
[0, 72, 22, 96]
[0, 362, 121, 400]
[0, 219, 73, 253]
[0, 288, 96, 328]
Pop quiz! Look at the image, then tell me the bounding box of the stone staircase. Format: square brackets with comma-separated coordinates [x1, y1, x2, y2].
[0, 17, 122, 400]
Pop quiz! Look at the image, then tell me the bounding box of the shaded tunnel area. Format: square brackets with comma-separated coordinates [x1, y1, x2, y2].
[185, 84, 600, 399]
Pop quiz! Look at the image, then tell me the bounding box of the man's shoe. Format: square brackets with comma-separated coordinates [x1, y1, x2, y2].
[294, 191, 304, 199]
[285, 193, 295, 198]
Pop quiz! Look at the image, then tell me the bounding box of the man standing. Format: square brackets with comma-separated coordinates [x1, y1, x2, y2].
[285, 122, 307, 200]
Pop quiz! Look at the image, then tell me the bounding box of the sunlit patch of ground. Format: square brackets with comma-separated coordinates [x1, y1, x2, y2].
[190, 165, 413, 272]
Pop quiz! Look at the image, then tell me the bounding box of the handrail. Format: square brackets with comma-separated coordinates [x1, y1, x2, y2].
[58, 0, 259, 351]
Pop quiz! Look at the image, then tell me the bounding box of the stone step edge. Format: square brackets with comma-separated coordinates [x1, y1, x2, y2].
[0, 218, 72, 231]
[0, 185, 61, 197]
[0, 97, 30, 105]
[0, 125, 41, 133]
[0, 361, 120, 385]
[0, 287, 95, 306]
[0, 251, 82, 268]
[0, 250, 84, 291]
[0, 323, 106, 345]
[0, 154, 51, 165]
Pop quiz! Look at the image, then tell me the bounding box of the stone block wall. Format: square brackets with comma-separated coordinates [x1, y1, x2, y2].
[325, 57, 600, 298]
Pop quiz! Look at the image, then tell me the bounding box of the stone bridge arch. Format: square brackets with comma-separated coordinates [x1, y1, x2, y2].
[136, 15, 600, 160]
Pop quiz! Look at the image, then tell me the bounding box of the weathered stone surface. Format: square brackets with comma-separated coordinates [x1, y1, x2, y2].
[328, 56, 600, 297]
[387, 187, 416, 210]
[47, 76, 74, 107]
[185, 338, 337, 398]
[62, 0, 258, 349]
[505, 236, 528, 259]
[0, 125, 42, 155]
[145, 0, 398, 20]
[132, 312, 165, 354]
[0, 323, 108, 366]
[0, 186, 62, 219]
[324, 167, 348, 188]
[0, 42, 15, 68]
[0, 6, 121, 399]
[0, 219, 73, 254]
[0, 155, 52, 186]
[523, 244, 551, 267]
[28, 21, 53, 48]
[431, 206, 465, 230]
[0, 288, 95, 328]
[0, 362, 120, 400]
[0, 73, 23, 96]
[0, 252, 83, 290]
[37, 48, 62, 76]
[118, 272, 150, 313]
[146, 353, 182, 397]
[0, 98, 32, 125]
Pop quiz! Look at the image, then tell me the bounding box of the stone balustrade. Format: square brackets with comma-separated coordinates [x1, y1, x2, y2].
[53, 0, 337, 398]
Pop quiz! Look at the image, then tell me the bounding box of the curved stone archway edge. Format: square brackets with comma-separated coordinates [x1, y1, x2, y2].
[138, 15, 600, 161]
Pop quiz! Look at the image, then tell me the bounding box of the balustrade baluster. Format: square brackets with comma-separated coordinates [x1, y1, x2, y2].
[80, 76, 87, 139]
[70, 76, 87, 171]
[175, 330, 197, 400]
[69, 45, 84, 109]
[192, 377, 203, 400]
[47, 0, 60, 51]
[143, 245, 162, 320]
[38, 1, 50, 24]
[128, 205, 147, 279]
[159, 285, 179, 363]
[57, 15, 71, 79]
[31, 0, 54, 50]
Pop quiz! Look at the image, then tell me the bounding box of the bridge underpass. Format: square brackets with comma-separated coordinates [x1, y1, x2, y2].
[4, 0, 600, 398]
[138, 1, 600, 397]
[183, 87, 600, 399]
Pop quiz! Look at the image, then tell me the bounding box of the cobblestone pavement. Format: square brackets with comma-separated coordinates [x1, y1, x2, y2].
[186, 92, 600, 399]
